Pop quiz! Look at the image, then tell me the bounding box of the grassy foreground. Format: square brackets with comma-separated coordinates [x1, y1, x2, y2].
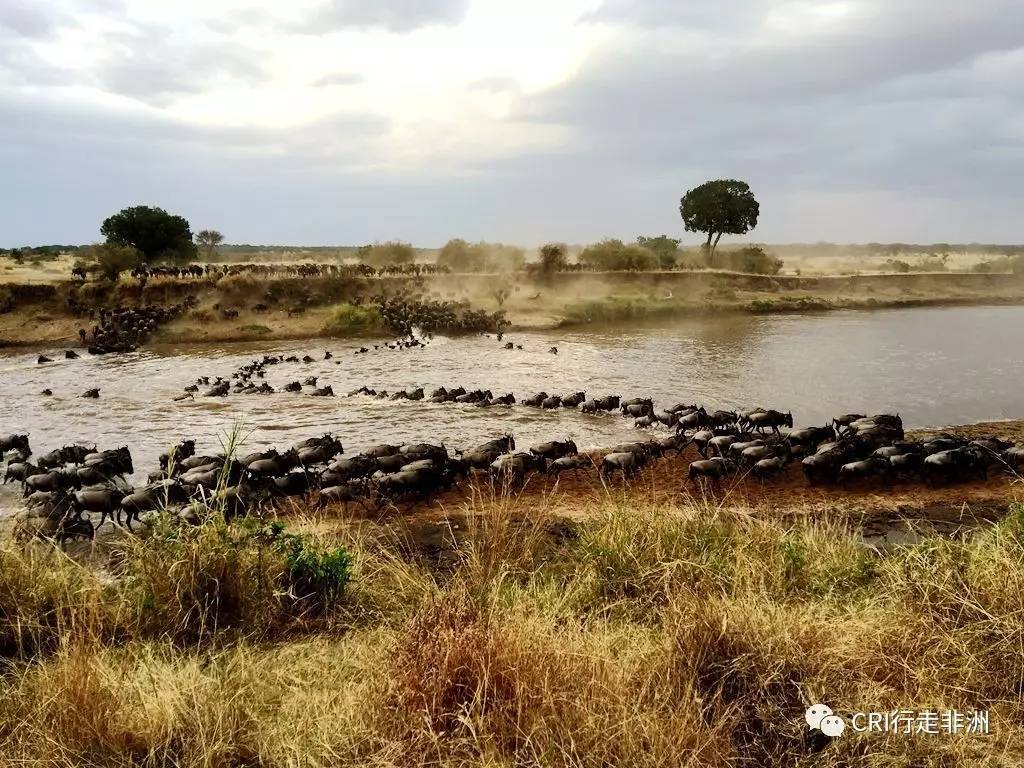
[2, 490, 1024, 766]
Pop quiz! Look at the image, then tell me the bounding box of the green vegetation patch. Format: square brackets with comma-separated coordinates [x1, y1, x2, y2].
[560, 296, 698, 325]
[323, 302, 385, 335]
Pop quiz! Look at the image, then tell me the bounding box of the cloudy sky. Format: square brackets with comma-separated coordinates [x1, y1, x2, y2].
[2, 0, 1022, 247]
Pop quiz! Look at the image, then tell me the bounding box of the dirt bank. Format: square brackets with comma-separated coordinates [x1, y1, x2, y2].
[3, 269, 1024, 347]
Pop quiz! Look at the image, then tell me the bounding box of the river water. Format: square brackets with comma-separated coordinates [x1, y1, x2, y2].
[2, 305, 1022, 478]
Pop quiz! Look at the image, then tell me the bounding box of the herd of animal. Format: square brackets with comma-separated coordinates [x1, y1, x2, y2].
[4, 397, 1022, 545]
[61, 300, 196, 354]
[73, 262, 453, 282]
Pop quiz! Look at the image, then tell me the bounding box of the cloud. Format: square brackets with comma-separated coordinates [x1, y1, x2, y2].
[294, 0, 470, 33]
[1, 0, 1023, 245]
[314, 71, 364, 87]
[90, 24, 268, 105]
[0, 0, 63, 38]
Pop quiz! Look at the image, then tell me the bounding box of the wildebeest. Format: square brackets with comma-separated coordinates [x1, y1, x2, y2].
[490, 452, 546, 482]
[621, 398, 654, 418]
[1, 434, 31, 457]
[548, 454, 594, 477]
[687, 457, 735, 482]
[599, 451, 646, 479]
[746, 409, 793, 434]
[838, 457, 890, 483]
[561, 392, 586, 408]
[922, 447, 988, 484]
[530, 439, 578, 460]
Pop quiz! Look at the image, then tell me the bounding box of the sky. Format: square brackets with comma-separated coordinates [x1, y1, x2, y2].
[2, 0, 1023, 247]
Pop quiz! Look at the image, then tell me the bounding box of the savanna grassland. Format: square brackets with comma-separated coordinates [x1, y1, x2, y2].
[3, 478, 1024, 767]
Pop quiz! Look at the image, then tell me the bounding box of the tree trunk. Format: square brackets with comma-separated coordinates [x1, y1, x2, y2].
[711, 231, 723, 259]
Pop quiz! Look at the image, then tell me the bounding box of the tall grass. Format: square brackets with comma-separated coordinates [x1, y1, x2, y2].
[2, 495, 1023, 766]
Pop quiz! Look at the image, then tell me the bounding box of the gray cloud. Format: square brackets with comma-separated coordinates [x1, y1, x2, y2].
[294, 0, 470, 33]
[0, 0, 63, 38]
[508, 0, 1024, 233]
[92, 24, 268, 105]
[2, 0, 1023, 246]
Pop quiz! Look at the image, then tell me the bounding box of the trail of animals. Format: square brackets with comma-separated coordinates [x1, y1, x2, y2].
[3, 376, 1023, 546]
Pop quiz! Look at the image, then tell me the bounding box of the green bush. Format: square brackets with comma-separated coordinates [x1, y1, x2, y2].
[122, 516, 351, 641]
[579, 239, 658, 271]
[636, 235, 682, 268]
[83, 244, 143, 281]
[324, 303, 384, 335]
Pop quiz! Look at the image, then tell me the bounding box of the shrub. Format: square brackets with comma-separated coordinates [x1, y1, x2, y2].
[323, 303, 384, 335]
[356, 240, 415, 267]
[83, 243, 142, 281]
[884, 258, 912, 273]
[710, 246, 783, 275]
[119, 516, 351, 641]
[636, 235, 682, 268]
[437, 240, 526, 272]
[538, 243, 568, 273]
[579, 239, 658, 271]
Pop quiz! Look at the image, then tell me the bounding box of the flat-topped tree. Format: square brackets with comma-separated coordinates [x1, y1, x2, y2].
[196, 229, 224, 259]
[679, 179, 759, 258]
[100, 205, 198, 263]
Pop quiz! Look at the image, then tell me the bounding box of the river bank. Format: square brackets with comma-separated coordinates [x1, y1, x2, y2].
[3, 269, 1024, 347]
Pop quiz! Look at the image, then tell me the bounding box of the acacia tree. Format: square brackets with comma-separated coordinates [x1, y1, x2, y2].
[538, 243, 568, 274]
[100, 205, 197, 263]
[679, 180, 759, 258]
[196, 229, 224, 259]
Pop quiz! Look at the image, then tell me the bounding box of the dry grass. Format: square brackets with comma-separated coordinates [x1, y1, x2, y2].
[2, 493, 1024, 766]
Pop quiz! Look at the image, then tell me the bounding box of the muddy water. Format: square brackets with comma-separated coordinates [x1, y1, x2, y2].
[2, 305, 1023, 479]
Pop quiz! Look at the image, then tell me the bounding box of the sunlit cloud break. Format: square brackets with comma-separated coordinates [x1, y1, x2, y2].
[1, 0, 1023, 246]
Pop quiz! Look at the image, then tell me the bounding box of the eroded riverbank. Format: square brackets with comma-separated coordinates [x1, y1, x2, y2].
[3, 269, 1024, 347]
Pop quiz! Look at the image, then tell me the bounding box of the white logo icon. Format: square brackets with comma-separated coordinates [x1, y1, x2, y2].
[806, 704, 846, 737]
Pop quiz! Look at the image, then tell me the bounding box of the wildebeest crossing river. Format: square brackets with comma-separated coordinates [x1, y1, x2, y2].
[2, 305, 1024, 481]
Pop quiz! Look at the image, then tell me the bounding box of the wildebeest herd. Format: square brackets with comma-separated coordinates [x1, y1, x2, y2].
[119, 262, 451, 282]
[61, 300, 196, 354]
[3, 391, 1022, 545]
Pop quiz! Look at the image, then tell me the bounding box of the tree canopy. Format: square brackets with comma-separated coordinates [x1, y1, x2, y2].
[538, 243, 568, 273]
[196, 229, 224, 259]
[636, 235, 682, 268]
[100, 206, 197, 263]
[679, 180, 759, 256]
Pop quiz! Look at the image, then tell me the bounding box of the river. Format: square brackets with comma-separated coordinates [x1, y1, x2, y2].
[2, 305, 1023, 478]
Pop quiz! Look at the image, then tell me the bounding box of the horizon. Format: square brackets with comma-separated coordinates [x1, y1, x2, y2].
[3, 0, 1023, 246]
